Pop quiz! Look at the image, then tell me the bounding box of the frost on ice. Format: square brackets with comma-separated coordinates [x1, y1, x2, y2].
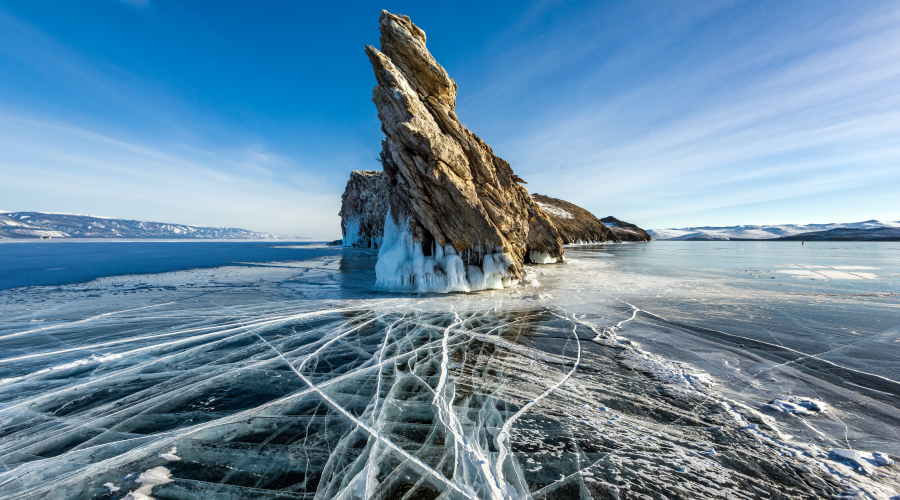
[767, 396, 828, 414]
[124, 466, 172, 500]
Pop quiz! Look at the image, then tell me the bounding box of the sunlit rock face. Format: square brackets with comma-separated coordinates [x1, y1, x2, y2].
[340, 170, 389, 248]
[531, 194, 620, 245]
[531, 194, 652, 244]
[365, 11, 564, 292]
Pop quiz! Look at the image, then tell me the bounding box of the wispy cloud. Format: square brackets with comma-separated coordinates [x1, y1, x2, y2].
[0, 111, 340, 237]
[456, 1, 900, 227]
[1, 2, 896, 233]
[0, 6, 353, 238]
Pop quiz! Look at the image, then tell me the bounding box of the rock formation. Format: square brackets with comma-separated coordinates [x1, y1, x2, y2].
[531, 194, 619, 244]
[600, 216, 652, 242]
[339, 170, 389, 248]
[365, 11, 564, 292]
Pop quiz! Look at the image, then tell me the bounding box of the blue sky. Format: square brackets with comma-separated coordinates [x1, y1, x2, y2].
[1, 0, 898, 237]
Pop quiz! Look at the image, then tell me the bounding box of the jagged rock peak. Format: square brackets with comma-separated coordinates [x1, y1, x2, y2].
[339, 170, 389, 248]
[365, 11, 564, 292]
[376, 11, 457, 110]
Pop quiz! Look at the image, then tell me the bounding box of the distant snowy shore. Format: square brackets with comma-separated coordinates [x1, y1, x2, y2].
[648, 220, 900, 241]
[0, 211, 298, 240]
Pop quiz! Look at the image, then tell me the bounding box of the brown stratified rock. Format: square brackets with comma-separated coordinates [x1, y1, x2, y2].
[530, 194, 619, 244]
[531, 194, 651, 243]
[600, 216, 652, 242]
[365, 11, 564, 292]
[339, 170, 389, 248]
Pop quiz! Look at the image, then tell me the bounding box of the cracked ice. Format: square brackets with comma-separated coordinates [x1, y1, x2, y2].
[0, 243, 898, 499]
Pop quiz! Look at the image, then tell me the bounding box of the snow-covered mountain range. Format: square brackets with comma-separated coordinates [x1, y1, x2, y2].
[0, 212, 293, 239]
[648, 220, 900, 241]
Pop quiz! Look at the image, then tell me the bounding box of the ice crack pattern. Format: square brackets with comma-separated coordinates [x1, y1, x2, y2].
[0, 247, 898, 499]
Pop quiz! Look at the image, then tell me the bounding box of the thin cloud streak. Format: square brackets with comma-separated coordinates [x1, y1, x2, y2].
[458, 2, 900, 228]
[0, 112, 340, 238]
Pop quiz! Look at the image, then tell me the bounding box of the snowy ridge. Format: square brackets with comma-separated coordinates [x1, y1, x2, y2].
[648, 220, 900, 241]
[535, 202, 574, 220]
[0, 212, 294, 239]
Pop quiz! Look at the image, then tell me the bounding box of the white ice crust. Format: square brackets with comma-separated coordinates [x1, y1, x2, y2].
[342, 216, 360, 247]
[528, 250, 559, 264]
[535, 202, 574, 219]
[830, 449, 895, 472]
[767, 396, 828, 414]
[375, 208, 518, 293]
[123, 466, 172, 500]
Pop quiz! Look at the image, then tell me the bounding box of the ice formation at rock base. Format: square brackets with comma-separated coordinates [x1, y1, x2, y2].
[375, 209, 517, 293]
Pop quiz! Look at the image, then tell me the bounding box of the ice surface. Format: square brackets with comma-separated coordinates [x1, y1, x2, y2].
[777, 268, 878, 279]
[0, 241, 898, 499]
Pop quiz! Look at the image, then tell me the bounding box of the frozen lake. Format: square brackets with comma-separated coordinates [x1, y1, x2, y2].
[0, 240, 897, 499]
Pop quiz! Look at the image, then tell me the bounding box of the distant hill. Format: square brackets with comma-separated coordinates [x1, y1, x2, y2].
[599, 216, 652, 242]
[0, 212, 294, 240]
[648, 220, 900, 241]
[777, 227, 900, 241]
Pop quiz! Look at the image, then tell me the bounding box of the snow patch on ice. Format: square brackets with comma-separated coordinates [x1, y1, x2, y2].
[619, 350, 714, 391]
[124, 466, 172, 500]
[767, 397, 827, 414]
[829, 449, 895, 472]
[158, 447, 181, 461]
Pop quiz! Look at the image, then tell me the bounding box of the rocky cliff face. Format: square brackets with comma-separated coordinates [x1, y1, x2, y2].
[531, 194, 619, 244]
[365, 11, 563, 292]
[600, 216, 652, 242]
[339, 170, 389, 248]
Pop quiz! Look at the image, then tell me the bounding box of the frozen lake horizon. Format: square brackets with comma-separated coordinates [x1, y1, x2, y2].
[0, 240, 897, 499]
